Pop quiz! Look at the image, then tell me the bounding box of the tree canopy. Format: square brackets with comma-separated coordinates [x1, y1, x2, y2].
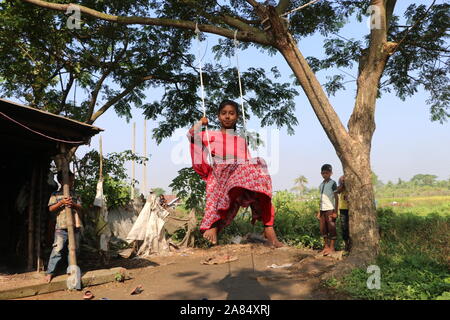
[0, 0, 300, 143]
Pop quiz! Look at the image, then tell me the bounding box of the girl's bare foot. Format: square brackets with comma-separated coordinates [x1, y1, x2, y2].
[203, 227, 218, 245]
[267, 239, 284, 248]
[322, 247, 332, 256]
[263, 226, 284, 248]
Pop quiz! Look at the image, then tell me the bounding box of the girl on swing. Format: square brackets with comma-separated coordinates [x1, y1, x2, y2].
[187, 99, 283, 247]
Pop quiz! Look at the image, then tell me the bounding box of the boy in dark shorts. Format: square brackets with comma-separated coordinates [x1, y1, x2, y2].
[316, 164, 339, 256]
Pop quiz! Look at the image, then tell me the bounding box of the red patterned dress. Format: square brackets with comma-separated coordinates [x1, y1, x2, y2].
[187, 128, 275, 232]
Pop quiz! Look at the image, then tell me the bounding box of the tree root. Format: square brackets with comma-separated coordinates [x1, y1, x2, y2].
[320, 250, 378, 281]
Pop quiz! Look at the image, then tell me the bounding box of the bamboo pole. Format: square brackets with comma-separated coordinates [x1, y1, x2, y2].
[60, 144, 77, 268]
[27, 166, 37, 271]
[131, 122, 135, 200]
[143, 119, 147, 196]
[98, 135, 108, 253]
[99, 135, 103, 180]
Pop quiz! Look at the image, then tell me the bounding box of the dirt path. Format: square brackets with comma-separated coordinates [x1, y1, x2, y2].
[18, 244, 343, 300]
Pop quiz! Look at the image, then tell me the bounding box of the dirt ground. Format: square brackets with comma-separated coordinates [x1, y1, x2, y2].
[15, 244, 346, 300]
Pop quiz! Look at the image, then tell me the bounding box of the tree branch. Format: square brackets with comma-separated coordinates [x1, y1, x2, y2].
[88, 75, 155, 124]
[85, 40, 130, 122]
[188, 3, 262, 34]
[21, 0, 272, 46]
[220, 14, 263, 34]
[85, 71, 110, 122]
[365, 0, 391, 68]
[58, 70, 64, 93]
[58, 73, 74, 114]
[402, 41, 450, 53]
[349, 0, 395, 147]
[276, 0, 291, 15]
[232, 15, 260, 25]
[385, 0, 397, 29]
[268, 6, 349, 155]
[245, 0, 261, 9]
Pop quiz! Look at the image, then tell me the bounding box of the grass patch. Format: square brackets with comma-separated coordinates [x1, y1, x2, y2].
[328, 208, 450, 300]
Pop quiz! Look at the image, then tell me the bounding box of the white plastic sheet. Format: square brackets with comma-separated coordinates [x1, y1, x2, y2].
[126, 193, 170, 256]
[107, 207, 138, 241]
[93, 178, 110, 251]
[93, 179, 107, 216]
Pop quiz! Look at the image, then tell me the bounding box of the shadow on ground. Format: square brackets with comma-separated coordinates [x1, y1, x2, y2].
[161, 267, 277, 300]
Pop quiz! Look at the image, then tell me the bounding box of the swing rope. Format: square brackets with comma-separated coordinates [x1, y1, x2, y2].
[195, 23, 207, 119]
[233, 30, 247, 134]
[195, 23, 214, 167]
[233, 30, 250, 161]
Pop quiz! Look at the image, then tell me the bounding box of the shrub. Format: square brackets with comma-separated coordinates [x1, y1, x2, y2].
[330, 208, 450, 300]
[218, 190, 325, 249]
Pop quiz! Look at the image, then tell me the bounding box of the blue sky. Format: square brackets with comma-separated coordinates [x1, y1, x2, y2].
[73, 0, 449, 194]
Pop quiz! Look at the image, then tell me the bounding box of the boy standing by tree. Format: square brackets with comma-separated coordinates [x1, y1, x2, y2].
[45, 171, 83, 283]
[316, 164, 338, 256]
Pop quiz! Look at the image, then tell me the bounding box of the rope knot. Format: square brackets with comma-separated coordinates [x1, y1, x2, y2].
[233, 30, 239, 46]
[195, 22, 200, 34]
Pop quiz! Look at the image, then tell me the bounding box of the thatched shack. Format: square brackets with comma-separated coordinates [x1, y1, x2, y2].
[0, 98, 102, 273]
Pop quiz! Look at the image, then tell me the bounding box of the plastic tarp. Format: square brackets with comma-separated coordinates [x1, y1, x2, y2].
[126, 193, 170, 256]
[164, 208, 197, 248]
[93, 178, 110, 251]
[107, 207, 138, 241]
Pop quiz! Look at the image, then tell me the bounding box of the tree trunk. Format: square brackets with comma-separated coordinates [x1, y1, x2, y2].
[272, 14, 381, 270]
[343, 155, 380, 265]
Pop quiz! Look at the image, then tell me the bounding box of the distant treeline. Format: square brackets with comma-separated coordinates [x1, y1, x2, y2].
[287, 174, 450, 199]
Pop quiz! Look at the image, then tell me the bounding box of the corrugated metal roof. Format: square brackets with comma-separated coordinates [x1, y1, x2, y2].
[0, 98, 103, 145]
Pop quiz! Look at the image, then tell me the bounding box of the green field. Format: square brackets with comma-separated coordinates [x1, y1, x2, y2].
[377, 195, 450, 216]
